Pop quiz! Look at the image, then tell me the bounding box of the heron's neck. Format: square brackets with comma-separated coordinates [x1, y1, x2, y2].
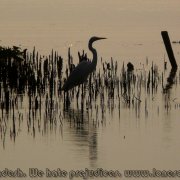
[89, 44, 97, 72]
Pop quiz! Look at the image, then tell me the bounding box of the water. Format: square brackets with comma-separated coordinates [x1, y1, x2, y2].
[0, 0, 180, 179]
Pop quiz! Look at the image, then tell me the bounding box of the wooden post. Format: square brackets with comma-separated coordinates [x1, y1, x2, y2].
[161, 31, 177, 69]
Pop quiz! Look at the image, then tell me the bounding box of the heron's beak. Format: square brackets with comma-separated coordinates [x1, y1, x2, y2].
[98, 37, 107, 40]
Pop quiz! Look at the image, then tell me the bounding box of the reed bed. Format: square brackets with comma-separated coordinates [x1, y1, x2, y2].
[0, 46, 179, 147]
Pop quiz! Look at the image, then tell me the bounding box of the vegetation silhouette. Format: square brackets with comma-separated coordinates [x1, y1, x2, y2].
[0, 33, 179, 147]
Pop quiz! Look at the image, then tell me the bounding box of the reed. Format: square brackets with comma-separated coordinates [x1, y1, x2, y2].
[0, 45, 178, 145]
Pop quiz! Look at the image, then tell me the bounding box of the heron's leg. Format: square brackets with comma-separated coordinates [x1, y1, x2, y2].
[89, 74, 92, 105]
[63, 90, 66, 105]
[65, 91, 70, 109]
[81, 83, 85, 107]
[81, 83, 84, 121]
[63, 90, 66, 110]
[81, 83, 84, 100]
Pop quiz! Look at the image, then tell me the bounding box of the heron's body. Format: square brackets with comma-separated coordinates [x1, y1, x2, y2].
[62, 61, 92, 91]
[62, 36, 106, 92]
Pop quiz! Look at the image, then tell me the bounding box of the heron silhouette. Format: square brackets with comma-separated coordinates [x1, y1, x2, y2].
[62, 36, 106, 92]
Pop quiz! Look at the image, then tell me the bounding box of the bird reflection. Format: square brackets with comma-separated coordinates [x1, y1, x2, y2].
[64, 106, 98, 167]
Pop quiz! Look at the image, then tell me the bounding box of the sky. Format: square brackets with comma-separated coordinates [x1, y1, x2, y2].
[0, 0, 180, 61]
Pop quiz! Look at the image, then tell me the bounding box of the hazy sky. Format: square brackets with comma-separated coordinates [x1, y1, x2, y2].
[0, 0, 180, 60]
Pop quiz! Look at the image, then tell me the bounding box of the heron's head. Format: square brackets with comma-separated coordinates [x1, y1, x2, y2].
[88, 36, 107, 48]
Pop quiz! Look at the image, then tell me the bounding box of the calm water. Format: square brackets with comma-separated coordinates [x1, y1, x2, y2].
[0, 0, 180, 179]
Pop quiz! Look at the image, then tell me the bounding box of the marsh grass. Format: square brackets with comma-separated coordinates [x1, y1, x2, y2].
[0, 46, 179, 148]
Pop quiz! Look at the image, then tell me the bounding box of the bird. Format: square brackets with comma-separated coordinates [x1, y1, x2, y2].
[61, 36, 106, 92]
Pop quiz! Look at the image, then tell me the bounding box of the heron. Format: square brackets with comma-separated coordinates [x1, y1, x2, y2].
[61, 36, 106, 92]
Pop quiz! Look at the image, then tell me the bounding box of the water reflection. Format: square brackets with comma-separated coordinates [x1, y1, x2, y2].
[163, 68, 177, 93]
[64, 106, 98, 167]
[0, 46, 180, 170]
